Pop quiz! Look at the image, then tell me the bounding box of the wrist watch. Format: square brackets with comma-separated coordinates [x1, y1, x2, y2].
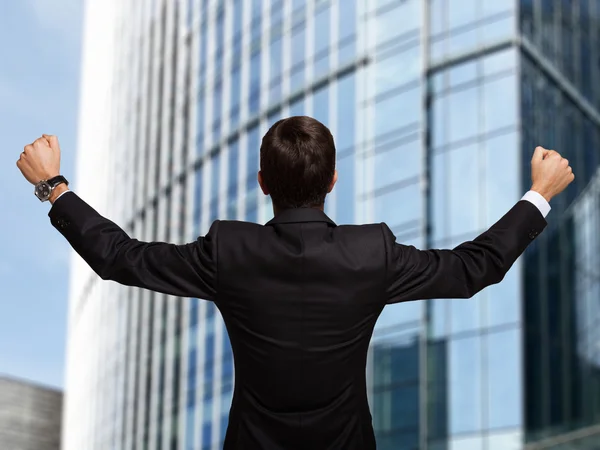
[34, 175, 69, 202]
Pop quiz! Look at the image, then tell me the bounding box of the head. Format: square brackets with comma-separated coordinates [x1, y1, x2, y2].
[258, 116, 338, 212]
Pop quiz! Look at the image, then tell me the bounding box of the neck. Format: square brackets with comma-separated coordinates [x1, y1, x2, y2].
[273, 204, 325, 216]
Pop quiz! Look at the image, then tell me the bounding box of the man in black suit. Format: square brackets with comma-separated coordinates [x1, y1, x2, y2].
[18, 117, 574, 449]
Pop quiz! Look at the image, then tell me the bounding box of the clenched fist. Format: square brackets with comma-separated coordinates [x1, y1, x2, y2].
[17, 134, 61, 185]
[531, 146, 575, 202]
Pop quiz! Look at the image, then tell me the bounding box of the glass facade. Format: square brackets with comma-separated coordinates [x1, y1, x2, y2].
[425, 3, 526, 449]
[66, 1, 600, 450]
[520, 2, 600, 447]
[427, 48, 524, 450]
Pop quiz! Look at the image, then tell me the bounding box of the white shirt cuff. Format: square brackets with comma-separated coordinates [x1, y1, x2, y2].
[54, 190, 72, 202]
[521, 190, 551, 218]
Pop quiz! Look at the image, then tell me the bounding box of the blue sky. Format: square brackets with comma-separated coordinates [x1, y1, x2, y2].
[0, 0, 83, 389]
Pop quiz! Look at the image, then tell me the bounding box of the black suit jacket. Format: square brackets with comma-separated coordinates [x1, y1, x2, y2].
[49, 192, 547, 449]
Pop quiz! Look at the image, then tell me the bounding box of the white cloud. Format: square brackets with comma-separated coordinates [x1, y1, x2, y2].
[25, 0, 84, 40]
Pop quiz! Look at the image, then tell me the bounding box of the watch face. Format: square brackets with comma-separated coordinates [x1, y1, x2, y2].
[35, 181, 51, 200]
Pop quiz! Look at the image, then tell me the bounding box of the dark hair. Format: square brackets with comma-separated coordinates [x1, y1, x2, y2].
[260, 116, 336, 209]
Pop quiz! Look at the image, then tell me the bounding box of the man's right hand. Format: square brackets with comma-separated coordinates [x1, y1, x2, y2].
[530, 146, 575, 203]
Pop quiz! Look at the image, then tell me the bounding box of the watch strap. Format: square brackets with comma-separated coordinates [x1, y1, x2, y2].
[47, 175, 69, 188]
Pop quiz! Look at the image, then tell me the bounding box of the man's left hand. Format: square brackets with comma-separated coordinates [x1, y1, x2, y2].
[17, 134, 61, 184]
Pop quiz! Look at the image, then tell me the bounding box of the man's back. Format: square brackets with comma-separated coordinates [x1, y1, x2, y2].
[218, 209, 385, 448]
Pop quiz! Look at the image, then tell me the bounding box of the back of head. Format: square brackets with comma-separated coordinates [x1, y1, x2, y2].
[260, 116, 336, 209]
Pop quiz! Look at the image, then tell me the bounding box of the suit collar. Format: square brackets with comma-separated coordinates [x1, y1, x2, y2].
[266, 208, 337, 226]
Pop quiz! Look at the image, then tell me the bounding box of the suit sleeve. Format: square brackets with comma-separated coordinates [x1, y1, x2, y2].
[382, 200, 547, 304]
[48, 191, 218, 300]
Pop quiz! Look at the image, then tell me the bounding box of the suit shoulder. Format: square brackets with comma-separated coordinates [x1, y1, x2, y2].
[335, 223, 384, 232]
[334, 223, 386, 240]
[216, 220, 265, 233]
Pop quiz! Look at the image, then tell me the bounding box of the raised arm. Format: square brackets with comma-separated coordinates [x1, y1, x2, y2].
[48, 191, 218, 300]
[15, 135, 217, 299]
[382, 198, 545, 303]
[383, 146, 574, 304]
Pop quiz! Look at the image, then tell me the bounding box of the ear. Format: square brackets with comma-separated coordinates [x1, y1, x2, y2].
[258, 171, 270, 195]
[327, 170, 338, 193]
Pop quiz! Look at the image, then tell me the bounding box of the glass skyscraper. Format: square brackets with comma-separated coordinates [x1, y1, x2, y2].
[64, 0, 600, 449]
